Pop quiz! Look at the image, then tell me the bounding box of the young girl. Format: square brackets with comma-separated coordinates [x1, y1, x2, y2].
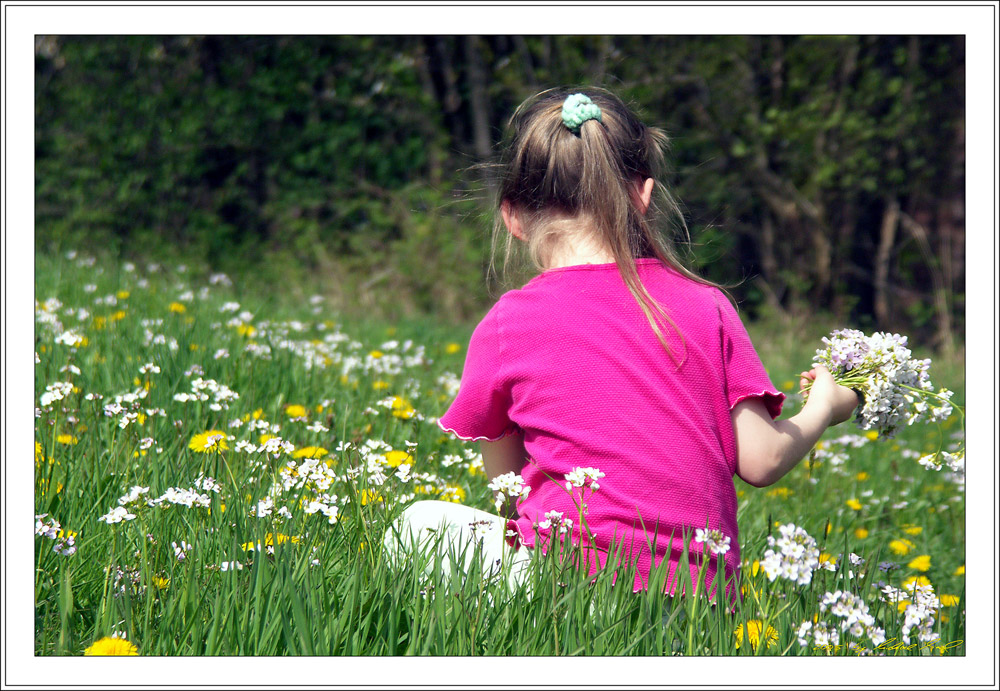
[382, 87, 858, 599]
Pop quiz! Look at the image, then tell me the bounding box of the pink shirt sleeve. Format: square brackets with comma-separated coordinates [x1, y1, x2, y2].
[715, 290, 785, 419]
[437, 306, 518, 441]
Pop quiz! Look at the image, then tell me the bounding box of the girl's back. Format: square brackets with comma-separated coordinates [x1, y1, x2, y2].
[440, 257, 783, 594]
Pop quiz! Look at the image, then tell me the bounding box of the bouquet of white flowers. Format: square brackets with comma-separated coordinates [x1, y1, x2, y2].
[810, 329, 955, 439]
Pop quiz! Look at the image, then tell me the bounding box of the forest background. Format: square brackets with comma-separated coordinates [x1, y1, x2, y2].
[34, 34, 966, 355]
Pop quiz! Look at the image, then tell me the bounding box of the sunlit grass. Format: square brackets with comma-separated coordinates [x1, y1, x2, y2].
[33, 250, 965, 656]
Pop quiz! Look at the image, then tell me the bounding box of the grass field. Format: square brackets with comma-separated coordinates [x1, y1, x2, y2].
[32, 250, 966, 657]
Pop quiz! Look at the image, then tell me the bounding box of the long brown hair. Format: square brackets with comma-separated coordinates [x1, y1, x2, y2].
[490, 87, 717, 363]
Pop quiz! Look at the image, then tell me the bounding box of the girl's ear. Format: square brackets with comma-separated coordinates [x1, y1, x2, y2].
[635, 177, 655, 215]
[501, 200, 526, 241]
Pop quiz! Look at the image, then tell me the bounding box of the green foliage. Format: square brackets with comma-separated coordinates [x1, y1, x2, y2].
[35, 35, 964, 339]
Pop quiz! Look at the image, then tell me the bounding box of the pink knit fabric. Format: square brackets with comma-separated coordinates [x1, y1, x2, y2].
[438, 258, 784, 597]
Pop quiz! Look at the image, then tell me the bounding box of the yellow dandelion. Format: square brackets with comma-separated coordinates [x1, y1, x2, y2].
[855, 471, 870, 481]
[110, 309, 127, 322]
[954, 565, 965, 577]
[188, 430, 229, 453]
[440, 485, 466, 503]
[152, 576, 170, 590]
[236, 324, 255, 337]
[189, 344, 199, 352]
[766, 487, 794, 499]
[445, 343, 462, 355]
[242, 532, 299, 551]
[902, 524, 923, 536]
[56, 434, 78, 445]
[92, 315, 107, 330]
[390, 396, 416, 420]
[285, 404, 307, 418]
[896, 599, 912, 613]
[846, 498, 863, 511]
[293, 446, 329, 459]
[741, 559, 762, 578]
[854, 527, 869, 539]
[819, 553, 838, 569]
[907, 555, 931, 572]
[781, 379, 795, 391]
[384, 450, 413, 467]
[369, 350, 384, 359]
[116, 290, 130, 300]
[940, 594, 960, 607]
[733, 620, 778, 651]
[902, 575, 932, 589]
[360, 489, 383, 506]
[35, 442, 44, 462]
[372, 380, 390, 391]
[168, 302, 186, 313]
[84, 637, 138, 656]
[889, 539, 915, 556]
[864, 430, 879, 441]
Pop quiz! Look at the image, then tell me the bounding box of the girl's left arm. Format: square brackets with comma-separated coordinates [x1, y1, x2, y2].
[480, 432, 528, 518]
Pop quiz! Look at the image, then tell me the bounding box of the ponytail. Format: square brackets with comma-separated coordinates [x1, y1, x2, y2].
[491, 87, 719, 364]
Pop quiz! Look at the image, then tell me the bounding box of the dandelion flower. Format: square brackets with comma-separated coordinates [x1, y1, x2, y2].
[766, 487, 794, 499]
[84, 637, 138, 656]
[854, 527, 869, 539]
[188, 430, 229, 453]
[440, 485, 466, 503]
[953, 565, 965, 577]
[855, 472, 870, 481]
[846, 498, 863, 511]
[907, 555, 931, 572]
[902, 524, 923, 535]
[445, 343, 462, 354]
[168, 302, 186, 314]
[360, 490, 382, 506]
[902, 574, 932, 589]
[384, 450, 413, 467]
[390, 396, 416, 419]
[56, 434, 78, 445]
[939, 594, 960, 607]
[292, 446, 329, 459]
[733, 620, 778, 651]
[889, 539, 915, 556]
[285, 404, 307, 418]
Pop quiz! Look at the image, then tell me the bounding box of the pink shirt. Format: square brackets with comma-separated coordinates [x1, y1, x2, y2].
[438, 258, 784, 597]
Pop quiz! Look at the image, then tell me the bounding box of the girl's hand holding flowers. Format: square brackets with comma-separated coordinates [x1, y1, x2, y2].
[806, 329, 958, 440]
[799, 365, 860, 426]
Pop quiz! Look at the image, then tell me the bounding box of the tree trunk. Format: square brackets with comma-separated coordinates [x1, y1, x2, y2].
[463, 36, 493, 162]
[414, 41, 443, 185]
[873, 198, 900, 328]
[899, 211, 955, 356]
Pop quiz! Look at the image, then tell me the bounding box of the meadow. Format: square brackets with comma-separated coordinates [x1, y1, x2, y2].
[33, 250, 966, 657]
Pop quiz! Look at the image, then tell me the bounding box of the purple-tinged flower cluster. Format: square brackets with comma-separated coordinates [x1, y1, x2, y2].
[813, 329, 954, 439]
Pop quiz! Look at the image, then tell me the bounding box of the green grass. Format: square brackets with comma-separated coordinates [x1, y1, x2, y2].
[33, 250, 966, 656]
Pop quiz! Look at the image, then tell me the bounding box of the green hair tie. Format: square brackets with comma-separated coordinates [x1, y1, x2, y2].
[561, 93, 602, 134]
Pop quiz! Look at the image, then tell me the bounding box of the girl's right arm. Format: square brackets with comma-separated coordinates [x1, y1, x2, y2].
[731, 365, 858, 487]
